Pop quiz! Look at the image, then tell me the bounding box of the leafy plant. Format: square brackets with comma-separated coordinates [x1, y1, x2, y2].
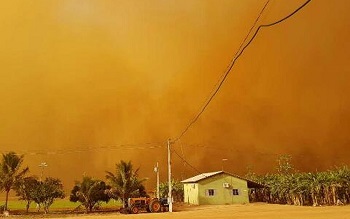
[0, 152, 29, 210]
[31, 177, 65, 213]
[70, 176, 110, 212]
[159, 179, 184, 202]
[105, 160, 147, 208]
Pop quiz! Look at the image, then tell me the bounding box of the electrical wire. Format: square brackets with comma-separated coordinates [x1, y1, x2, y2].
[172, 148, 202, 175]
[174, 0, 312, 142]
[174, 141, 346, 165]
[178, 138, 187, 180]
[1, 0, 313, 166]
[174, 0, 270, 142]
[1, 141, 165, 156]
[177, 143, 284, 158]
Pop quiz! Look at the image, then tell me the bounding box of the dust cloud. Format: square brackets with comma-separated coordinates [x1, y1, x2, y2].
[0, 0, 349, 191]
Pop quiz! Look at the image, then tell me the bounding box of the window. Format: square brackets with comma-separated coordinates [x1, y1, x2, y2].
[206, 189, 216, 196]
[232, 189, 239, 196]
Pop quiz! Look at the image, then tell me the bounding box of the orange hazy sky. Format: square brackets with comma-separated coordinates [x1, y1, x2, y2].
[0, 0, 349, 190]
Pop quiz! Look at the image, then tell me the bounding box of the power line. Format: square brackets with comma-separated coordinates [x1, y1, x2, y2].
[174, 0, 312, 142]
[175, 142, 348, 163]
[175, 143, 287, 158]
[171, 0, 271, 180]
[178, 138, 187, 180]
[174, 0, 270, 142]
[0, 141, 165, 156]
[172, 148, 202, 175]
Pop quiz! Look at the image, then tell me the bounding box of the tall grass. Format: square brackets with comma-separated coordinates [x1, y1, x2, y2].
[1, 198, 122, 212]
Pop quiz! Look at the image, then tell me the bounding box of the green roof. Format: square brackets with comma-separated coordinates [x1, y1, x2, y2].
[181, 171, 265, 188]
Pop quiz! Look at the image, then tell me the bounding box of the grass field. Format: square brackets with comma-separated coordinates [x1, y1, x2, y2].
[5, 203, 348, 219]
[2, 198, 122, 212]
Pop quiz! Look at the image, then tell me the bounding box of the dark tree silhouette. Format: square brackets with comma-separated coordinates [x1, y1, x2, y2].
[70, 176, 110, 213]
[105, 160, 147, 208]
[0, 152, 29, 210]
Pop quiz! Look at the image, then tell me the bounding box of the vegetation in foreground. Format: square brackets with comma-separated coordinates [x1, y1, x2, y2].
[0, 152, 29, 211]
[0, 151, 176, 215]
[159, 179, 184, 202]
[105, 160, 148, 208]
[247, 155, 350, 206]
[2, 150, 349, 216]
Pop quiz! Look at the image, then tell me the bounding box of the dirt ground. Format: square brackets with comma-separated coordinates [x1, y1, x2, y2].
[39, 203, 350, 219]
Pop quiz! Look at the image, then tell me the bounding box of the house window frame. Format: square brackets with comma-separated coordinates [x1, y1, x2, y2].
[206, 189, 216, 197]
[232, 189, 240, 196]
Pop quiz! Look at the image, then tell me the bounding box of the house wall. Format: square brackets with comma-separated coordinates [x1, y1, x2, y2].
[197, 174, 249, 205]
[184, 183, 199, 205]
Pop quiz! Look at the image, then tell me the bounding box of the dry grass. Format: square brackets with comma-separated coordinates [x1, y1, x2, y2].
[3, 203, 350, 219]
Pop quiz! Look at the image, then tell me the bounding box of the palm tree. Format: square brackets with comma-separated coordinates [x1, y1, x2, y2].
[255, 165, 350, 206]
[0, 152, 29, 210]
[105, 160, 146, 208]
[334, 166, 350, 204]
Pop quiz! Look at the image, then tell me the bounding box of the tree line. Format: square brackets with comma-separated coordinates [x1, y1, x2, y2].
[247, 155, 350, 206]
[0, 151, 175, 214]
[70, 160, 147, 212]
[0, 152, 65, 214]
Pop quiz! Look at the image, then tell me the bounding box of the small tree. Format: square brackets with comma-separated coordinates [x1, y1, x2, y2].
[245, 165, 258, 181]
[0, 152, 29, 210]
[159, 179, 184, 202]
[30, 177, 65, 214]
[15, 176, 65, 213]
[70, 176, 110, 213]
[15, 176, 38, 212]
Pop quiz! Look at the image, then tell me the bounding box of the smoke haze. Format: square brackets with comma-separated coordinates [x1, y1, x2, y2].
[0, 0, 349, 190]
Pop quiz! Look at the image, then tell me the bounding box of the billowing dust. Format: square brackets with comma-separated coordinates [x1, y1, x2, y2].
[0, 0, 349, 190]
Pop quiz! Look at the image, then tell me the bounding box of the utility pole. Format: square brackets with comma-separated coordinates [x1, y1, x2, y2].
[154, 162, 160, 199]
[222, 158, 228, 171]
[167, 139, 173, 212]
[39, 162, 48, 181]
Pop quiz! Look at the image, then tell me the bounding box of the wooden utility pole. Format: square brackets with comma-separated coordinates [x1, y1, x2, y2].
[39, 162, 48, 181]
[154, 162, 160, 199]
[222, 158, 228, 171]
[167, 139, 173, 212]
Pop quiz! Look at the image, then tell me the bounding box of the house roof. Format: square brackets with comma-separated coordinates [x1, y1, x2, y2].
[181, 171, 265, 188]
[181, 171, 223, 183]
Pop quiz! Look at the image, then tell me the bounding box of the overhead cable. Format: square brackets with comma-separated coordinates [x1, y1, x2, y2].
[172, 148, 202, 174]
[1, 141, 165, 156]
[174, 0, 312, 142]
